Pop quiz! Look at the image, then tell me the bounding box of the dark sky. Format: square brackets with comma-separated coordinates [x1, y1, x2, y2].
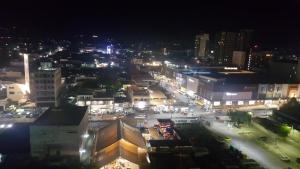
[1, 0, 300, 48]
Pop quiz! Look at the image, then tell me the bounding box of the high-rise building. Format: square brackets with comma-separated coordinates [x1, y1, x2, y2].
[236, 29, 253, 52]
[232, 51, 247, 68]
[31, 62, 62, 107]
[214, 31, 237, 65]
[194, 33, 209, 59]
[248, 50, 273, 70]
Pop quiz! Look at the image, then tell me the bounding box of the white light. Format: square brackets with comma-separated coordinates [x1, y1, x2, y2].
[238, 101, 244, 105]
[6, 124, 13, 128]
[225, 101, 232, 105]
[210, 50, 214, 54]
[0, 124, 5, 128]
[187, 90, 194, 96]
[188, 78, 195, 83]
[79, 148, 86, 154]
[23, 54, 30, 93]
[137, 101, 146, 109]
[213, 101, 221, 106]
[249, 100, 255, 105]
[224, 67, 238, 70]
[82, 133, 89, 138]
[226, 92, 237, 96]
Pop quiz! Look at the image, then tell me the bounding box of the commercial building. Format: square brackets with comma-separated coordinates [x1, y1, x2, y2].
[189, 70, 300, 108]
[214, 31, 237, 65]
[6, 83, 27, 103]
[75, 90, 130, 114]
[31, 63, 62, 107]
[93, 120, 147, 169]
[148, 87, 167, 106]
[160, 61, 300, 108]
[30, 105, 88, 159]
[129, 87, 150, 110]
[195, 33, 209, 59]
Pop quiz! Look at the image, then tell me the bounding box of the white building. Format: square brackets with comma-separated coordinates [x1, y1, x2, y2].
[30, 105, 88, 159]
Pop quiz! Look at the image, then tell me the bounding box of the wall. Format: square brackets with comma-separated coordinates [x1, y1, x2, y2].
[7, 83, 25, 102]
[30, 125, 80, 158]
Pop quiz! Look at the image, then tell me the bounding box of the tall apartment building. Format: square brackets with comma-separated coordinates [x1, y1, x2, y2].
[31, 63, 62, 107]
[214, 31, 237, 65]
[195, 33, 209, 59]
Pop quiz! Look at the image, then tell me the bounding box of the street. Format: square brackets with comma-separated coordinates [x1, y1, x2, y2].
[155, 75, 299, 169]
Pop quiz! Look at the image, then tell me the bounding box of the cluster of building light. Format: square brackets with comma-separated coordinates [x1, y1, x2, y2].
[0, 123, 13, 129]
[225, 92, 237, 96]
[224, 67, 238, 70]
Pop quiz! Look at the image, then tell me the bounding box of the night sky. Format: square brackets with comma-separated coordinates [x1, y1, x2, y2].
[1, 0, 299, 48]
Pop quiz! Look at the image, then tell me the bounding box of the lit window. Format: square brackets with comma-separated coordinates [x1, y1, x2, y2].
[249, 100, 255, 105]
[238, 101, 244, 105]
[213, 101, 221, 106]
[225, 101, 232, 105]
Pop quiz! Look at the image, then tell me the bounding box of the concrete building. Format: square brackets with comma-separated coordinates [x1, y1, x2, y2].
[6, 83, 27, 103]
[195, 33, 209, 59]
[30, 105, 88, 159]
[214, 31, 237, 65]
[148, 87, 167, 106]
[129, 87, 150, 110]
[232, 51, 246, 68]
[31, 64, 62, 107]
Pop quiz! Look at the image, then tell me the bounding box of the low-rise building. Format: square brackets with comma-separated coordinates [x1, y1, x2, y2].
[30, 105, 88, 160]
[93, 120, 148, 169]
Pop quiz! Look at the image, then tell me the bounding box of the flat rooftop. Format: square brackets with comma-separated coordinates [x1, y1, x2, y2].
[33, 105, 87, 125]
[196, 71, 298, 84]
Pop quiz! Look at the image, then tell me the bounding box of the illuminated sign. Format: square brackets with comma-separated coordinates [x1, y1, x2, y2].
[224, 67, 238, 70]
[226, 92, 237, 96]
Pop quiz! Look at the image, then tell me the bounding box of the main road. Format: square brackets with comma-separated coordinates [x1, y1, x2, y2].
[156, 77, 292, 169]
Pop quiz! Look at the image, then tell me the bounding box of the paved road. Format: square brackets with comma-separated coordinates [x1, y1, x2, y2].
[207, 121, 291, 169]
[157, 77, 293, 169]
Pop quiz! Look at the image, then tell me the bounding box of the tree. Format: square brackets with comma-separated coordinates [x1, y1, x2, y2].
[228, 111, 252, 127]
[277, 123, 292, 137]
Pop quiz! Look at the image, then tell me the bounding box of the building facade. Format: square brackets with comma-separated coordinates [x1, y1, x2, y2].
[195, 33, 209, 59]
[30, 106, 88, 159]
[31, 67, 62, 107]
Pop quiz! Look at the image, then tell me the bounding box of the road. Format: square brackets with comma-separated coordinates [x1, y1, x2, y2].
[207, 121, 291, 169]
[156, 76, 296, 169]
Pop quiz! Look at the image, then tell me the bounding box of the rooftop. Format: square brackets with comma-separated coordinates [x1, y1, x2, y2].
[0, 123, 30, 154]
[33, 105, 87, 125]
[95, 120, 146, 151]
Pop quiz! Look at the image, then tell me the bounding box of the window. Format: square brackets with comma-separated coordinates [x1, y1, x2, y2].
[249, 100, 255, 105]
[225, 101, 232, 105]
[213, 101, 221, 106]
[9, 92, 15, 95]
[238, 101, 244, 105]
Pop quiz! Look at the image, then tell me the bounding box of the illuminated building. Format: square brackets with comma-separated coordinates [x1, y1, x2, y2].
[6, 83, 27, 103]
[106, 45, 113, 54]
[248, 50, 273, 70]
[194, 33, 209, 59]
[31, 63, 62, 107]
[94, 120, 147, 169]
[232, 51, 246, 68]
[30, 105, 88, 159]
[24, 53, 30, 93]
[214, 31, 237, 65]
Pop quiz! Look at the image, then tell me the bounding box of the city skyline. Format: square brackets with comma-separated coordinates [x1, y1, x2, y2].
[0, 1, 299, 48]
